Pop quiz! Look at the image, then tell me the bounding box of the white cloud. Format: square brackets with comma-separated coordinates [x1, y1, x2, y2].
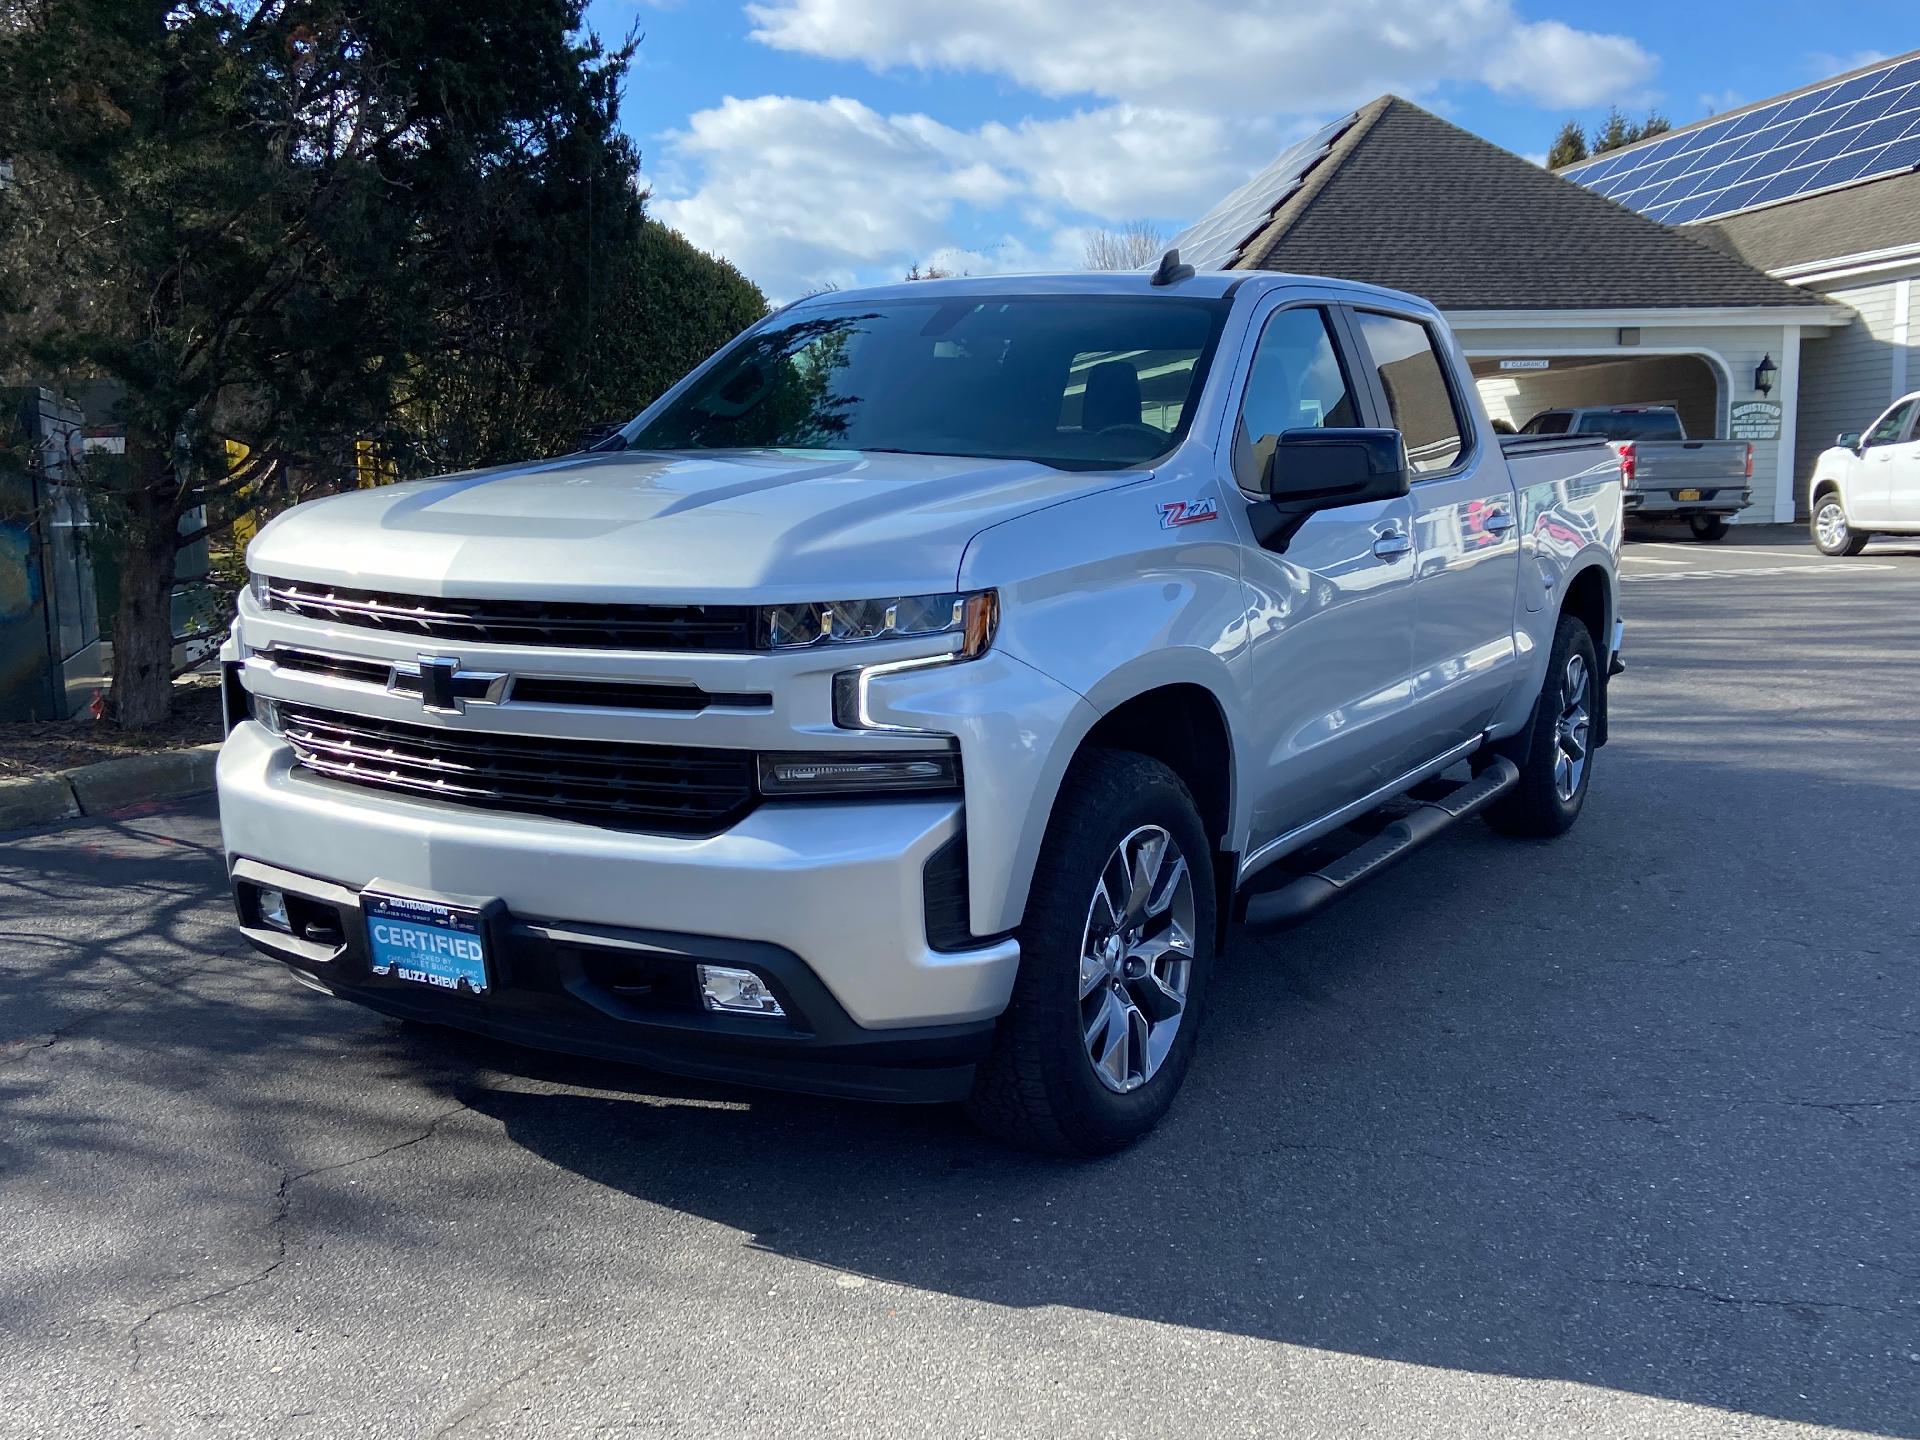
[653, 1, 1662, 297]
[652, 94, 1286, 298]
[744, 0, 1655, 113]
[1807, 50, 1888, 79]
[1482, 21, 1653, 108]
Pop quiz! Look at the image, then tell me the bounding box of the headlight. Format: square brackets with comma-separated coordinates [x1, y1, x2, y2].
[248, 571, 272, 609]
[760, 590, 998, 656]
[756, 749, 960, 796]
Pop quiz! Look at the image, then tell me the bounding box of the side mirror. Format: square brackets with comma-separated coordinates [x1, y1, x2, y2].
[1251, 428, 1410, 551]
[1837, 431, 1862, 450]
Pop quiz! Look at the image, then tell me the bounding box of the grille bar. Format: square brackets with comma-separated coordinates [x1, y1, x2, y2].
[264, 579, 759, 652]
[259, 646, 770, 714]
[280, 704, 757, 833]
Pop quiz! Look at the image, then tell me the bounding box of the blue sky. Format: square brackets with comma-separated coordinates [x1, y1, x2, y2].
[584, 1, 1909, 300]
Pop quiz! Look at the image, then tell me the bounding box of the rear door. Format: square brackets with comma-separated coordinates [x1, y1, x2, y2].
[1225, 298, 1420, 848]
[1348, 307, 1522, 753]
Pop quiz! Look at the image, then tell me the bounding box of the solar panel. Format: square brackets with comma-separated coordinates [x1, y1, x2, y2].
[1562, 52, 1920, 224]
[1162, 114, 1358, 270]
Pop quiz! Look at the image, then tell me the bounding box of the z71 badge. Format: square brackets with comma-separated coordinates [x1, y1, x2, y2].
[1158, 498, 1220, 529]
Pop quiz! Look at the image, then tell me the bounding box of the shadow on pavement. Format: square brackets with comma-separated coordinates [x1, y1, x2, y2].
[1, 572, 1916, 1434]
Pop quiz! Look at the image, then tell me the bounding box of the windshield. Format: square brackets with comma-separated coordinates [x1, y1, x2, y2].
[625, 295, 1230, 470]
[1573, 409, 1684, 441]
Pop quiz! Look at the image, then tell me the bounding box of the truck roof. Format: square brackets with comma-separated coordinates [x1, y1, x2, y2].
[783, 269, 1441, 314]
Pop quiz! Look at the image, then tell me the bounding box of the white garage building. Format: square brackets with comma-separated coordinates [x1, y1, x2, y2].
[1167, 81, 1904, 524]
[1562, 49, 1920, 508]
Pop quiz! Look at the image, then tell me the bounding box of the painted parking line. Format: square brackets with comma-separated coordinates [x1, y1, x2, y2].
[1619, 553, 1692, 565]
[1623, 563, 1900, 582]
[1634, 543, 1823, 560]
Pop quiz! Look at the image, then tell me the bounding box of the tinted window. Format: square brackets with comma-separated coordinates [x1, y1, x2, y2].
[628, 296, 1226, 470]
[1521, 412, 1571, 435]
[1865, 399, 1916, 446]
[1572, 409, 1685, 441]
[1353, 311, 1465, 473]
[1233, 306, 1357, 489]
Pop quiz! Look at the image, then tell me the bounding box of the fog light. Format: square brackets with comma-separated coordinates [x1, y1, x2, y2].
[697, 965, 785, 1017]
[258, 888, 292, 933]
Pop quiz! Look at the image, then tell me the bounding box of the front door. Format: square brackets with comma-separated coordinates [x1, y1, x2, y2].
[1347, 309, 1522, 753]
[1855, 398, 1917, 526]
[1877, 401, 1920, 526]
[1226, 301, 1420, 850]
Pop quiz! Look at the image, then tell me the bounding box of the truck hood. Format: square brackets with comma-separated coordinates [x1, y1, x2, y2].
[248, 448, 1138, 601]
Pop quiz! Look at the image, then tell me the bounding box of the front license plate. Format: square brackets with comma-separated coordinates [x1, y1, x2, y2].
[365, 892, 489, 995]
[1675, 488, 1702, 501]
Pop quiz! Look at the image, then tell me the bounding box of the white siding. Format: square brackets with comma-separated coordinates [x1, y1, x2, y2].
[1793, 270, 1919, 493]
[1454, 320, 1796, 523]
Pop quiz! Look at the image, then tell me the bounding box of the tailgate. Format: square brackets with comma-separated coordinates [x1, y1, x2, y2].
[1630, 441, 1749, 485]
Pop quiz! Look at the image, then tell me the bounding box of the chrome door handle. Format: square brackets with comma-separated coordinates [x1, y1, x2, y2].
[1484, 511, 1516, 534]
[1371, 531, 1412, 559]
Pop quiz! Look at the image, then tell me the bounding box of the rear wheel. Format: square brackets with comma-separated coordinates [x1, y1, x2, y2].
[966, 749, 1215, 1156]
[1811, 495, 1870, 556]
[1486, 613, 1597, 839]
[1688, 515, 1730, 542]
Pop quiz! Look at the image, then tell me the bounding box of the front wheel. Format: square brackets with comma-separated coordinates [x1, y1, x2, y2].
[1688, 514, 1731, 542]
[1811, 496, 1870, 556]
[1485, 613, 1597, 839]
[966, 749, 1215, 1156]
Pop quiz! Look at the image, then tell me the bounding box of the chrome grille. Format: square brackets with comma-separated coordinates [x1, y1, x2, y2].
[279, 704, 757, 833]
[262, 579, 759, 652]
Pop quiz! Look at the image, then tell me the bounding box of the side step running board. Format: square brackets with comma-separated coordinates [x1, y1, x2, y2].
[1240, 756, 1520, 931]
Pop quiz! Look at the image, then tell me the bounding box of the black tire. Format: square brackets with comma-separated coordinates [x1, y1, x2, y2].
[1688, 515, 1731, 542]
[1485, 614, 1597, 840]
[966, 749, 1216, 1156]
[1810, 494, 1870, 556]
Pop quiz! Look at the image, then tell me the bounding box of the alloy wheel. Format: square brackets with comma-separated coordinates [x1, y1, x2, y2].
[1815, 501, 1849, 553]
[1078, 825, 1196, 1094]
[1553, 652, 1591, 803]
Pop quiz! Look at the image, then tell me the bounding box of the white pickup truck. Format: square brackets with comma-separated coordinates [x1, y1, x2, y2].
[1808, 392, 1920, 555]
[218, 261, 1623, 1154]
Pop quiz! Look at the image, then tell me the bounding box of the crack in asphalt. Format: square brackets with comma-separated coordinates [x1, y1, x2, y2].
[1580, 1276, 1919, 1321]
[428, 1338, 596, 1439]
[1250, 1138, 1546, 1171]
[124, 1095, 479, 1375]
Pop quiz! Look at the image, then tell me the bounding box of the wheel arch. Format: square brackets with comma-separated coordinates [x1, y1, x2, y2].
[1560, 561, 1612, 750]
[994, 661, 1240, 945]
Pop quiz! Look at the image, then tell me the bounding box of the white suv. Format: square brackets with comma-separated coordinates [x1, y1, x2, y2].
[1809, 392, 1920, 555]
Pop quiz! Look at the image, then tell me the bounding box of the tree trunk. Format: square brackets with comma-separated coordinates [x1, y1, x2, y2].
[108, 476, 181, 730]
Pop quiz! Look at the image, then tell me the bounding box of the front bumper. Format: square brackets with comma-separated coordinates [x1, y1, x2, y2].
[217, 722, 1021, 1037]
[231, 857, 994, 1102]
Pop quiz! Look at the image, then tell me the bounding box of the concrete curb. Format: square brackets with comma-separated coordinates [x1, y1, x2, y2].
[0, 742, 221, 831]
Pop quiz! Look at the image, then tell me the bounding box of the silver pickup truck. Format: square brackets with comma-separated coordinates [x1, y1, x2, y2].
[219, 262, 1623, 1154]
[1518, 404, 1751, 540]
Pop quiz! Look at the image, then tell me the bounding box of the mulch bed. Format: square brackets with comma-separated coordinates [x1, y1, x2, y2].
[0, 678, 224, 779]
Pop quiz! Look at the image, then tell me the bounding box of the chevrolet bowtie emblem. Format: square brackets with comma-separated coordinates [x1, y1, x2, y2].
[389, 655, 510, 714]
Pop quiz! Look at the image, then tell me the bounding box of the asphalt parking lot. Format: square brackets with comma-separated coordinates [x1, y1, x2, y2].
[2, 526, 1917, 1439]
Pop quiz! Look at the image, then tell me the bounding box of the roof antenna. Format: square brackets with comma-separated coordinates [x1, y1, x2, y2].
[1150, 248, 1195, 286]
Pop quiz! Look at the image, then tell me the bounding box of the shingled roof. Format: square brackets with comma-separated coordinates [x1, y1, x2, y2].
[1232, 96, 1823, 310]
[1696, 169, 1920, 273]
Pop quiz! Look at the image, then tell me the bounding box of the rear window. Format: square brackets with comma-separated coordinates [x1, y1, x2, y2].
[1352, 311, 1466, 474]
[1572, 409, 1685, 441]
[1520, 412, 1571, 435]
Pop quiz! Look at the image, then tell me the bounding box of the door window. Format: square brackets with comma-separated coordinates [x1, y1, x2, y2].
[1353, 311, 1467, 474]
[1865, 399, 1917, 447]
[1232, 306, 1358, 490]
